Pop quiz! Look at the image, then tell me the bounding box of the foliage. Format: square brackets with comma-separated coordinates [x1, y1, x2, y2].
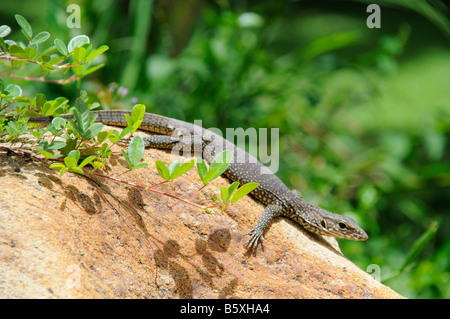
[0, 15, 108, 85]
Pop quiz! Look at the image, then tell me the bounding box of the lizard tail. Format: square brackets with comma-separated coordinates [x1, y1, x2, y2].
[25, 114, 74, 124]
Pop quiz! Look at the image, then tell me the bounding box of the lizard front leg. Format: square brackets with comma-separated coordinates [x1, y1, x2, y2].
[141, 135, 182, 149]
[245, 204, 283, 250]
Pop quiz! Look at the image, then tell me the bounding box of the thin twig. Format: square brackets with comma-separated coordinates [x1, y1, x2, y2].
[0, 72, 78, 84]
[0, 54, 83, 70]
[188, 183, 208, 199]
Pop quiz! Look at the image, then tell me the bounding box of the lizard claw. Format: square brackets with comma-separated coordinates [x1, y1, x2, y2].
[244, 228, 264, 251]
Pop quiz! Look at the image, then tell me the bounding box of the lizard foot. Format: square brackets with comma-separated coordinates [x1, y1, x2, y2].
[244, 228, 264, 251]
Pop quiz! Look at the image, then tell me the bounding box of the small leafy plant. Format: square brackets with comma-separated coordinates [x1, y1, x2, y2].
[50, 150, 96, 176]
[154, 151, 259, 212]
[155, 159, 196, 181]
[0, 15, 108, 85]
[217, 182, 259, 210]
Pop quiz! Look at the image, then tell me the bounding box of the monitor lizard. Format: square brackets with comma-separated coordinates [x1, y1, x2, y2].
[27, 110, 368, 249]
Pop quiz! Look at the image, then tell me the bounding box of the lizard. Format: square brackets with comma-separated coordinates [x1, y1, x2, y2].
[27, 110, 368, 249]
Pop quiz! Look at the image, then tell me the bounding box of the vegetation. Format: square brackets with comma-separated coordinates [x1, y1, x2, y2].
[0, 0, 448, 298]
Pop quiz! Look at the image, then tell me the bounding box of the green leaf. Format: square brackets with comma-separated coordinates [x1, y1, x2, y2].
[92, 162, 103, 170]
[121, 149, 132, 168]
[24, 47, 37, 59]
[8, 45, 27, 59]
[231, 182, 259, 205]
[12, 96, 30, 103]
[51, 117, 66, 129]
[24, 109, 38, 118]
[124, 114, 132, 128]
[79, 155, 96, 168]
[106, 130, 120, 143]
[125, 104, 145, 132]
[15, 14, 32, 40]
[81, 43, 92, 56]
[67, 35, 90, 53]
[67, 150, 80, 162]
[227, 181, 240, 197]
[155, 160, 170, 181]
[82, 64, 104, 77]
[220, 186, 229, 203]
[170, 159, 195, 180]
[0, 25, 11, 38]
[118, 126, 133, 140]
[32, 31, 50, 44]
[210, 150, 232, 180]
[42, 101, 56, 116]
[131, 104, 146, 122]
[167, 160, 181, 176]
[68, 166, 84, 175]
[68, 119, 83, 138]
[60, 137, 78, 156]
[54, 39, 68, 56]
[201, 166, 219, 185]
[37, 149, 55, 159]
[64, 156, 78, 168]
[72, 46, 86, 62]
[38, 54, 51, 63]
[72, 64, 84, 76]
[35, 93, 46, 109]
[196, 159, 208, 181]
[47, 141, 66, 150]
[127, 135, 145, 166]
[38, 45, 57, 58]
[49, 163, 66, 170]
[82, 122, 104, 139]
[0, 37, 7, 51]
[6, 84, 22, 97]
[54, 96, 69, 111]
[49, 163, 67, 177]
[84, 45, 109, 62]
[73, 98, 90, 131]
[97, 131, 111, 143]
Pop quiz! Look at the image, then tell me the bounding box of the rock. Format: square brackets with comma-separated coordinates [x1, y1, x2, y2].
[0, 140, 403, 298]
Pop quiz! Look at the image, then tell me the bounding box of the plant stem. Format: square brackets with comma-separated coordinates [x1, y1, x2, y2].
[0, 72, 78, 84]
[188, 183, 208, 199]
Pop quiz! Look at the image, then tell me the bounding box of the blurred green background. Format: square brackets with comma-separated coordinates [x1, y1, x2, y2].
[1, 0, 449, 298]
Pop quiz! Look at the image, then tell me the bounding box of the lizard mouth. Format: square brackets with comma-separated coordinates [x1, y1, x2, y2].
[326, 224, 368, 241]
[349, 229, 369, 241]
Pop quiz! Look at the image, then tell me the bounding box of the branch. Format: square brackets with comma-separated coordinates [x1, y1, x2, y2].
[0, 54, 81, 70]
[0, 72, 79, 84]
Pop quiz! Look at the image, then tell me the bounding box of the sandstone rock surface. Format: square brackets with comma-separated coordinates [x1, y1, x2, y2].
[0, 134, 403, 298]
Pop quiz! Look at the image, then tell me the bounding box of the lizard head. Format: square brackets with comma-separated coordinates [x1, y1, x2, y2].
[297, 201, 368, 241]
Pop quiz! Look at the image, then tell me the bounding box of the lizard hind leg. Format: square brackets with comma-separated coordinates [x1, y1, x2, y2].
[244, 204, 283, 251]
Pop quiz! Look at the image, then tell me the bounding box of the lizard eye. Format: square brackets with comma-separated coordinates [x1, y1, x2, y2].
[338, 222, 347, 229]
